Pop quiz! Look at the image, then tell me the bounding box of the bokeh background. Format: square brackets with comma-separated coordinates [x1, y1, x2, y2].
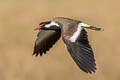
[0, 0, 120, 80]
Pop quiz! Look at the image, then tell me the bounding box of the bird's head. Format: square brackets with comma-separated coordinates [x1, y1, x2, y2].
[35, 21, 61, 32]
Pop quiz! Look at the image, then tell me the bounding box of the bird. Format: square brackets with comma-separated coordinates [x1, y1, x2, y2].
[33, 17, 104, 74]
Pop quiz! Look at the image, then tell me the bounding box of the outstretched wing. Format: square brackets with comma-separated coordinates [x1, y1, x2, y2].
[62, 29, 96, 74]
[33, 30, 61, 56]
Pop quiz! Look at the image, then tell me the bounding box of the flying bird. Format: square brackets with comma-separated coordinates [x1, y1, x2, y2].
[33, 17, 104, 74]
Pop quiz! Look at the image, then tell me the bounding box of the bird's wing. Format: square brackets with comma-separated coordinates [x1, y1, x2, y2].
[62, 29, 96, 74]
[33, 30, 61, 56]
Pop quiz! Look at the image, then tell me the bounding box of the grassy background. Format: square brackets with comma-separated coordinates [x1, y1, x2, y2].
[0, 0, 120, 80]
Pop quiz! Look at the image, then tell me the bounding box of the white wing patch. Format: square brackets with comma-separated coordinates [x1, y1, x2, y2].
[69, 22, 90, 42]
[45, 21, 59, 28]
[81, 23, 90, 27]
[69, 23, 83, 42]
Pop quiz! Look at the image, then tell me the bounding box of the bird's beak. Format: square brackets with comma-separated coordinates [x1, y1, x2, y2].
[34, 25, 40, 31]
[34, 27, 38, 31]
[34, 24, 45, 31]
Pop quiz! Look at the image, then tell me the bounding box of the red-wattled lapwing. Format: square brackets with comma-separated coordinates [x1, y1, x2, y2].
[33, 17, 104, 74]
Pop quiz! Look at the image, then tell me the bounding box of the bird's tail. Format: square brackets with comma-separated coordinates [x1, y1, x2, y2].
[80, 23, 104, 31]
[84, 26, 104, 31]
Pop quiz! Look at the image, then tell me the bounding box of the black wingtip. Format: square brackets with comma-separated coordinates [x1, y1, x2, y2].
[85, 64, 96, 74]
[81, 64, 96, 74]
[33, 50, 45, 56]
[82, 68, 96, 74]
[33, 51, 39, 57]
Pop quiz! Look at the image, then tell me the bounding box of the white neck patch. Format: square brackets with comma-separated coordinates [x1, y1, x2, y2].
[69, 23, 83, 42]
[45, 21, 60, 28]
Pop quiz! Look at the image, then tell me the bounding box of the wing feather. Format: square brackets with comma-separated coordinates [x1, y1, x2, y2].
[62, 29, 96, 74]
[33, 30, 61, 56]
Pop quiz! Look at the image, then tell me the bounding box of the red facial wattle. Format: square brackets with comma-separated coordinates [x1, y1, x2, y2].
[37, 24, 45, 30]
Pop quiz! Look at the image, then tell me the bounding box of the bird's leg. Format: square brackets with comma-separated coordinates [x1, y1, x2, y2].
[81, 23, 104, 31]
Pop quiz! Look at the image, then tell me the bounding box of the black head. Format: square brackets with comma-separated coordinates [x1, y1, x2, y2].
[35, 21, 61, 32]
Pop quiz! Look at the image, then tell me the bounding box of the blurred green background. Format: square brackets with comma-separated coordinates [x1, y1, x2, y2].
[0, 0, 120, 80]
